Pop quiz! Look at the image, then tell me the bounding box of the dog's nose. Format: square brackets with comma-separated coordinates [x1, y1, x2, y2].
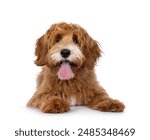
[60, 49, 71, 58]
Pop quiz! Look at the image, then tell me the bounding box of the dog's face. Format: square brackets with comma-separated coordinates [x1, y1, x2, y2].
[35, 22, 101, 80]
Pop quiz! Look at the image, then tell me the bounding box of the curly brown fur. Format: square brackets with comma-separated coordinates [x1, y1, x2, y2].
[27, 22, 125, 113]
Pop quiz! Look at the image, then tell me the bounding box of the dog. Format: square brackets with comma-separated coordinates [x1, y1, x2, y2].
[27, 22, 125, 113]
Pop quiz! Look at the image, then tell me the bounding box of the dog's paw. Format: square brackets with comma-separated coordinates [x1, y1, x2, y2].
[40, 97, 70, 113]
[94, 99, 125, 112]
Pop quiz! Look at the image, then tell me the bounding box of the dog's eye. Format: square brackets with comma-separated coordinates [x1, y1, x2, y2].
[55, 34, 62, 43]
[72, 34, 78, 44]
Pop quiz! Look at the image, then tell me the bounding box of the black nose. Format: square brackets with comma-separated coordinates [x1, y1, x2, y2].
[60, 49, 71, 58]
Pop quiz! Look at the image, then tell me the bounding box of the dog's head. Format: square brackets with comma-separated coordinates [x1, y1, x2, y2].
[35, 22, 101, 80]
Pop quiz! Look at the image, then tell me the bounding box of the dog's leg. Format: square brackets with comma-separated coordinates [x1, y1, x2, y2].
[87, 89, 125, 112]
[27, 92, 70, 113]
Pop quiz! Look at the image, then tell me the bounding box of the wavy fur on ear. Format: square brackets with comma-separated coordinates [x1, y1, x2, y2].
[34, 24, 58, 66]
[34, 35, 48, 66]
[82, 37, 102, 69]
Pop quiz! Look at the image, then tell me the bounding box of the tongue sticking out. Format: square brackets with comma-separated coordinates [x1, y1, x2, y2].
[57, 62, 74, 80]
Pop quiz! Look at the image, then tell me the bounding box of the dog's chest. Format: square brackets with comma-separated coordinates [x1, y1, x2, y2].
[70, 97, 76, 106]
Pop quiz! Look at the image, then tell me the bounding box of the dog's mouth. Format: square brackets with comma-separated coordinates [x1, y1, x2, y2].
[60, 60, 77, 67]
[57, 60, 75, 80]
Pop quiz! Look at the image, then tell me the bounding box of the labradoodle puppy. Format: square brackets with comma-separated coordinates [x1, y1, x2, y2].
[27, 22, 125, 113]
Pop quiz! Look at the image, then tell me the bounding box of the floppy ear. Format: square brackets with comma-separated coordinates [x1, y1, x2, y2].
[84, 38, 102, 69]
[34, 35, 48, 66]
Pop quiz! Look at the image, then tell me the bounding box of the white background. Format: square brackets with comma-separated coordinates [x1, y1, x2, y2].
[0, 0, 150, 139]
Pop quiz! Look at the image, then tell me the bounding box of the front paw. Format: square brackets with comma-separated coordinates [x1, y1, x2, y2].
[93, 99, 125, 112]
[40, 97, 70, 113]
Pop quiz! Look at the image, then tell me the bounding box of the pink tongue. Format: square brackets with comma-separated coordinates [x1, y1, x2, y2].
[57, 62, 74, 80]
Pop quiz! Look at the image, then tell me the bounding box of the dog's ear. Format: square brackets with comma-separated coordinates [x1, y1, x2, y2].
[83, 37, 102, 69]
[34, 35, 48, 66]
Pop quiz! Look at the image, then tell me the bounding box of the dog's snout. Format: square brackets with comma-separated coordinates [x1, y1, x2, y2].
[60, 49, 71, 58]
